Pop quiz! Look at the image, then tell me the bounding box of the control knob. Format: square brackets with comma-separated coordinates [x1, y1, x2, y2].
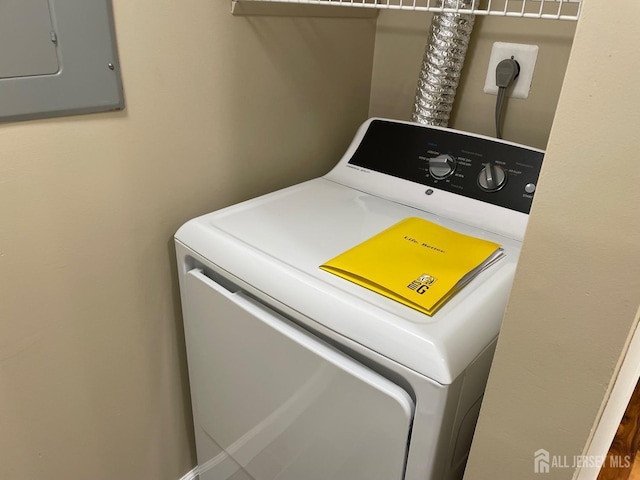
[429, 154, 456, 180]
[478, 163, 507, 192]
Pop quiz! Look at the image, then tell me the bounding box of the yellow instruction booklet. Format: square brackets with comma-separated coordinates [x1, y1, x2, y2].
[320, 217, 504, 316]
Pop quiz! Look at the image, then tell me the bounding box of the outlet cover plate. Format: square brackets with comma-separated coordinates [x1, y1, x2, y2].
[484, 42, 539, 99]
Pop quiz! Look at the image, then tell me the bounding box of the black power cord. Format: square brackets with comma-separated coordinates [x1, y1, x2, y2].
[494, 57, 520, 139]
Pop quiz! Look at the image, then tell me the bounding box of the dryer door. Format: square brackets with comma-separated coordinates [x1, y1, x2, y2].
[182, 268, 415, 480]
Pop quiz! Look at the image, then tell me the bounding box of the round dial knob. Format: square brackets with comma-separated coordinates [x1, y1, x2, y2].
[478, 163, 507, 192]
[429, 154, 456, 180]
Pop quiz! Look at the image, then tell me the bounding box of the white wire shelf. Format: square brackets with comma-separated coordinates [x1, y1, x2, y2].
[232, 0, 581, 21]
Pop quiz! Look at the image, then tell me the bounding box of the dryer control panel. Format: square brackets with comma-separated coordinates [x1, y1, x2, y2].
[347, 119, 544, 214]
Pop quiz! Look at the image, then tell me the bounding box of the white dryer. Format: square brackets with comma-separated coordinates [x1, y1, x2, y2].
[175, 118, 544, 480]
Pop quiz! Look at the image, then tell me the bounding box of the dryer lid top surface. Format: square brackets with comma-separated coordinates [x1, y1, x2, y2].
[176, 178, 522, 384]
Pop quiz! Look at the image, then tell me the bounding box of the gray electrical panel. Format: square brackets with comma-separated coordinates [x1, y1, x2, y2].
[0, 0, 124, 123]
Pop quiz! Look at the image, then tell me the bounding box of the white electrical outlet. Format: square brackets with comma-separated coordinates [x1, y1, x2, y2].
[484, 42, 539, 99]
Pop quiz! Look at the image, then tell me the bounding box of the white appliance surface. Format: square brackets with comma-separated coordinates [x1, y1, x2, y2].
[176, 177, 521, 385]
[175, 118, 544, 480]
[183, 268, 414, 480]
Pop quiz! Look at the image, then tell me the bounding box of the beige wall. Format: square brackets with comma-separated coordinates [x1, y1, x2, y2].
[4, 1, 637, 479]
[464, 0, 640, 478]
[369, 11, 575, 149]
[0, 2, 375, 479]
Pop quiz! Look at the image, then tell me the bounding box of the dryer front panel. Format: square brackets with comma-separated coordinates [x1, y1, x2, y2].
[183, 268, 415, 480]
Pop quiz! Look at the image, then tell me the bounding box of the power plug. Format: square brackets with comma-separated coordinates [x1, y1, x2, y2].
[484, 42, 539, 99]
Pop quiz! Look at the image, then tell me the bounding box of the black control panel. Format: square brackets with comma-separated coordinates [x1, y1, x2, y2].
[347, 120, 544, 214]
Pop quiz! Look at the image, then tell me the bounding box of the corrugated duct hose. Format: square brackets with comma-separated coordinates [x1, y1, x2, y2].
[411, 0, 476, 127]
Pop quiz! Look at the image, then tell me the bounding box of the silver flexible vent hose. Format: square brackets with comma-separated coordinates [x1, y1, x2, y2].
[411, 0, 475, 126]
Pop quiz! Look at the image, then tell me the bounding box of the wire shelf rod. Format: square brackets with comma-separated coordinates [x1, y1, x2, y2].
[233, 0, 582, 20]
